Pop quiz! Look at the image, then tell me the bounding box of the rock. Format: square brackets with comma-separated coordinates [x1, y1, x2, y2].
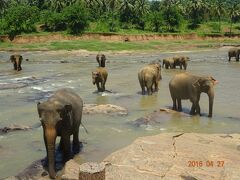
[131, 108, 190, 127]
[83, 104, 127, 116]
[103, 133, 240, 180]
[61, 160, 80, 180]
[60, 60, 69, 63]
[0, 124, 31, 135]
[16, 159, 48, 180]
[79, 162, 105, 180]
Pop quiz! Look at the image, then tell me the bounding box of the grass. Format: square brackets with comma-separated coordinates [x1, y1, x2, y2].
[1, 38, 240, 52]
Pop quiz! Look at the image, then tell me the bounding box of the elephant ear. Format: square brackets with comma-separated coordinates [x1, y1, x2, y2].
[192, 78, 204, 88]
[37, 102, 42, 118]
[10, 55, 14, 62]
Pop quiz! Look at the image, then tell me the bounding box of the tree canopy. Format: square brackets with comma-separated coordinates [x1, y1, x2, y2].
[0, 0, 240, 38]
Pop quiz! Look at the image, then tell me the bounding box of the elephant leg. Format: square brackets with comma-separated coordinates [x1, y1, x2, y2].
[141, 85, 145, 95]
[177, 99, 182, 111]
[61, 135, 71, 163]
[72, 129, 80, 154]
[96, 83, 101, 92]
[228, 56, 231, 62]
[147, 86, 152, 95]
[154, 81, 159, 92]
[180, 64, 182, 70]
[102, 81, 106, 91]
[196, 103, 201, 115]
[172, 97, 177, 110]
[190, 103, 196, 115]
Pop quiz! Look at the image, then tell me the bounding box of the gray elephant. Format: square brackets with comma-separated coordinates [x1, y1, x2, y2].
[10, 54, 23, 71]
[228, 48, 240, 62]
[37, 89, 83, 178]
[173, 56, 190, 70]
[96, 53, 106, 67]
[92, 67, 108, 92]
[162, 58, 175, 69]
[169, 73, 217, 117]
[138, 62, 162, 95]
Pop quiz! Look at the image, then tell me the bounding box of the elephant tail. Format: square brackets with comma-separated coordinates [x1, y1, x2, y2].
[81, 122, 89, 134]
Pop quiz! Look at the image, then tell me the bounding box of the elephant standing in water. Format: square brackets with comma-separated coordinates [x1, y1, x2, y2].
[92, 67, 108, 92]
[162, 58, 175, 69]
[173, 56, 190, 70]
[228, 48, 240, 61]
[10, 54, 23, 71]
[37, 89, 83, 178]
[169, 73, 217, 117]
[138, 62, 162, 95]
[96, 53, 106, 67]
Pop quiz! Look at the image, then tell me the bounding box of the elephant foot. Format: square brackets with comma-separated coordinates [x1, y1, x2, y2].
[72, 143, 81, 154]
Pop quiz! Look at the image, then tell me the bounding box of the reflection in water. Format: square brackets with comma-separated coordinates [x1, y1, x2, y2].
[0, 49, 240, 178]
[139, 94, 158, 110]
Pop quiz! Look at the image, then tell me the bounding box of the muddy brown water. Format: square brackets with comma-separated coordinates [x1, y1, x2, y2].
[0, 49, 240, 178]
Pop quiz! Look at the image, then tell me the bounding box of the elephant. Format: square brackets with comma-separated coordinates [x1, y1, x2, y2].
[10, 54, 23, 71]
[92, 67, 108, 92]
[228, 48, 240, 62]
[138, 62, 162, 95]
[37, 88, 83, 179]
[96, 53, 106, 67]
[162, 58, 175, 69]
[169, 73, 217, 117]
[173, 56, 190, 70]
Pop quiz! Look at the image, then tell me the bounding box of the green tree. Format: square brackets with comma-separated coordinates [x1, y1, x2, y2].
[227, 0, 240, 34]
[162, 5, 183, 32]
[3, 5, 39, 40]
[63, 3, 89, 34]
[211, 0, 226, 32]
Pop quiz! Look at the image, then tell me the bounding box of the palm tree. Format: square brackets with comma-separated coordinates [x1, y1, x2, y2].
[187, 0, 209, 28]
[211, 0, 226, 33]
[228, 0, 240, 34]
[119, 0, 134, 23]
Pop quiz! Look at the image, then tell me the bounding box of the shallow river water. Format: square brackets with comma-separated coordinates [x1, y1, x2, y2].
[0, 49, 240, 178]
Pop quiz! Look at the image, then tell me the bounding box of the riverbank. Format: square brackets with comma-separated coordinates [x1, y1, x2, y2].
[0, 33, 240, 52]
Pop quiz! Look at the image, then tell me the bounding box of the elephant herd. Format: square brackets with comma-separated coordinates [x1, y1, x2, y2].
[7, 47, 238, 178]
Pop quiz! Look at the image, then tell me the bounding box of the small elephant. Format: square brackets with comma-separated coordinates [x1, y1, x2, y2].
[173, 56, 190, 70]
[10, 54, 23, 71]
[169, 73, 217, 117]
[138, 62, 162, 95]
[162, 58, 175, 69]
[92, 67, 108, 92]
[228, 48, 240, 62]
[96, 53, 106, 67]
[37, 89, 83, 179]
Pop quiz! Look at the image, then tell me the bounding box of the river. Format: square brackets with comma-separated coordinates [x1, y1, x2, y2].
[0, 48, 240, 178]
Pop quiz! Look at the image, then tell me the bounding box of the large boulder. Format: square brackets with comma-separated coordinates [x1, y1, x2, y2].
[103, 133, 240, 180]
[131, 108, 190, 127]
[83, 104, 127, 116]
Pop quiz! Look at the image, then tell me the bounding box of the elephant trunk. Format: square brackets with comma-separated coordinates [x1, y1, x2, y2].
[207, 88, 214, 117]
[44, 128, 57, 179]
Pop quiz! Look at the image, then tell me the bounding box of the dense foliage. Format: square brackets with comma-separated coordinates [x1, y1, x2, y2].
[0, 0, 240, 38]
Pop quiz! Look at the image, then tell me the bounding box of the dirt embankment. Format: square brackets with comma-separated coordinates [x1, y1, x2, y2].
[1, 33, 240, 44]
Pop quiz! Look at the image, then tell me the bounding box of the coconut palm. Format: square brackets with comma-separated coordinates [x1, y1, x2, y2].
[211, 0, 226, 32]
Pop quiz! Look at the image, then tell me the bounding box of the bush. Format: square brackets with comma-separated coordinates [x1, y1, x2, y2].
[63, 3, 89, 35]
[162, 6, 183, 32]
[40, 10, 66, 31]
[147, 12, 165, 32]
[3, 5, 39, 40]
